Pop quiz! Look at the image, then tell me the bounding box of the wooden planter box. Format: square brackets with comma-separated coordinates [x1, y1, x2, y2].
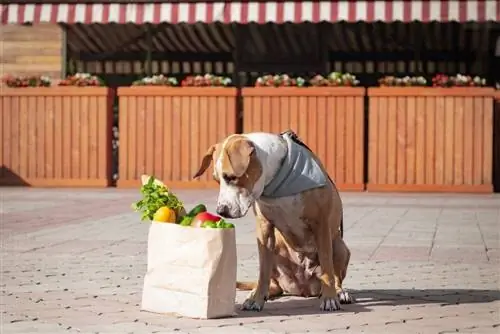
[367, 87, 495, 193]
[117, 87, 237, 188]
[0, 87, 113, 187]
[243, 87, 365, 191]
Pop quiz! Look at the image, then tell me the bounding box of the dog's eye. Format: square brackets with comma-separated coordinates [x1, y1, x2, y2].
[222, 173, 237, 183]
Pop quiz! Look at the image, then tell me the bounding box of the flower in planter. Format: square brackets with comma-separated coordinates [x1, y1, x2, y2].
[432, 73, 487, 87]
[2, 74, 51, 88]
[255, 74, 306, 87]
[309, 72, 360, 87]
[132, 74, 178, 86]
[378, 75, 427, 87]
[59, 72, 104, 87]
[181, 74, 232, 87]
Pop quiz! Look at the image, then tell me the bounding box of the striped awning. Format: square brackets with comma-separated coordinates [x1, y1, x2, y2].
[1, 1, 499, 24]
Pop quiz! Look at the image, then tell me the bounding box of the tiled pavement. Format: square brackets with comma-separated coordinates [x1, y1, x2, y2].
[1, 188, 499, 334]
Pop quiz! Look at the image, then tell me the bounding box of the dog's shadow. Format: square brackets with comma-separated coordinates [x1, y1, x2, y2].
[234, 288, 500, 317]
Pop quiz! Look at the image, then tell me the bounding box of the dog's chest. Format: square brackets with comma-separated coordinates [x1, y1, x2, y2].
[255, 195, 316, 253]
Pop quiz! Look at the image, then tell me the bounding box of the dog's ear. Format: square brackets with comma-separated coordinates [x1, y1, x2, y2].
[226, 139, 255, 177]
[193, 144, 217, 179]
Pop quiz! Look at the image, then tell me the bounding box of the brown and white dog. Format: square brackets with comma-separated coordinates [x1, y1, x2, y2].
[193, 132, 352, 312]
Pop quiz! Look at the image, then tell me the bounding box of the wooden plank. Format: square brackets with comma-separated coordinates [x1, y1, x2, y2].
[319, 95, 331, 180]
[425, 96, 436, 185]
[327, 96, 337, 182]
[396, 96, 406, 185]
[145, 94, 155, 177]
[89, 96, 99, 180]
[443, 96, 455, 185]
[11, 96, 21, 178]
[190, 95, 200, 182]
[473, 97, 484, 185]
[386, 97, 397, 185]
[71, 95, 81, 179]
[298, 96, 308, 146]
[482, 97, 493, 184]
[36, 96, 46, 179]
[434, 96, 445, 186]
[308, 95, 319, 155]
[453, 97, 464, 185]
[378, 97, 388, 185]
[271, 95, 281, 134]
[136, 96, 146, 180]
[180, 96, 190, 181]
[463, 97, 474, 185]
[97, 95, 109, 181]
[368, 97, 378, 185]
[62, 96, 72, 180]
[354, 96, 363, 187]
[18, 96, 28, 179]
[415, 96, 425, 185]
[197, 95, 208, 182]
[27, 96, 37, 179]
[335, 96, 345, 183]
[80, 96, 89, 180]
[405, 97, 416, 185]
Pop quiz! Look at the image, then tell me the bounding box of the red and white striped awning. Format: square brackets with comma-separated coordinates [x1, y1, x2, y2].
[1, 1, 499, 25]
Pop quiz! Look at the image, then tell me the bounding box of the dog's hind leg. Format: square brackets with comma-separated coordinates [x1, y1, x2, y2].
[332, 238, 354, 304]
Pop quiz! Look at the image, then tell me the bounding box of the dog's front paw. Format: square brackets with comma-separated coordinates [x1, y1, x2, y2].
[319, 296, 341, 311]
[338, 290, 354, 304]
[241, 298, 265, 311]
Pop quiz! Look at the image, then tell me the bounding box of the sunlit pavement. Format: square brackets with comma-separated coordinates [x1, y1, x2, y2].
[1, 188, 499, 333]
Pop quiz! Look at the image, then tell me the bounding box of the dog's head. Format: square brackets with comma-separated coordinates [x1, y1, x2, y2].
[193, 135, 264, 219]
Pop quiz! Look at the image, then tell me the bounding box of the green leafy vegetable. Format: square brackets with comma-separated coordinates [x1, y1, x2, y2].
[131, 176, 184, 221]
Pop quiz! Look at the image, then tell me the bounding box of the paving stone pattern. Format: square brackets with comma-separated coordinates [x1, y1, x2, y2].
[1, 189, 499, 334]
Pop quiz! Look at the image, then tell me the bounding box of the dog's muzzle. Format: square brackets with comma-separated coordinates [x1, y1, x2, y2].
[216, 204, 233, 218]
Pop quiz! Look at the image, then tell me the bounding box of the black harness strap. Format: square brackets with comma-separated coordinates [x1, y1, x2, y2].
[280, 130, 344, 239]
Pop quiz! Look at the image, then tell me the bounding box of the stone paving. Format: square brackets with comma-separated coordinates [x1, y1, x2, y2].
[1, 188, 499, 334]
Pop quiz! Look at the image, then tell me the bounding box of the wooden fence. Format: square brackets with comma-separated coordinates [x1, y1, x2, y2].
[0, 87, 113, 187]
[243, 87, 365, 191]
[117, 87, 237, 188]
[367, 87, 494, 193]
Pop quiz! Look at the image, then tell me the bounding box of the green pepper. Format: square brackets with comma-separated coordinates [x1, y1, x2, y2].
[224, 222, 235, 229]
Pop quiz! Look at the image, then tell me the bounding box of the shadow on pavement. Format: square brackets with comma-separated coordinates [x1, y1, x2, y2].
[234, 289, 500, 317]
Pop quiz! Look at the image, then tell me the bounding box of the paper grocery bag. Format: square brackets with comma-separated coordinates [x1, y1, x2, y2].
[141, 222, 237, 319]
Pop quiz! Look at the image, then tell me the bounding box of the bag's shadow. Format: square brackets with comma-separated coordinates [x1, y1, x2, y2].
[233, 288, 500, 317]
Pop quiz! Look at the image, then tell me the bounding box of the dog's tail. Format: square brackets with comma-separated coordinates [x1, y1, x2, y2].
[236, 281, 257, 291]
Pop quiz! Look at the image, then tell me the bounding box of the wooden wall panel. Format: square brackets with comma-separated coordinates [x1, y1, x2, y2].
[117, 87, 237, 188]
[242, 88, 365, 191]
[368, 87, 494, 193]
[0, 24, 62, 79]
[0, 88, 113, 187]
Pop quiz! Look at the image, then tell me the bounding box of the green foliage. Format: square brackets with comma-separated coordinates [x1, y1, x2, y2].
[131, 176, 183, 221]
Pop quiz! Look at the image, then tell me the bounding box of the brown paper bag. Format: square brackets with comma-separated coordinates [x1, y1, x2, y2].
[140, 175, 237, 319]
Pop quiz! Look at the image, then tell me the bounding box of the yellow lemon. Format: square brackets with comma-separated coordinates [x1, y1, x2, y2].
[153, 206, 176, 223]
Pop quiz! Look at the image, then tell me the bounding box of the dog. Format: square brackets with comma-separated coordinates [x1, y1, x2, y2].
[193, 131, 352, 312]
